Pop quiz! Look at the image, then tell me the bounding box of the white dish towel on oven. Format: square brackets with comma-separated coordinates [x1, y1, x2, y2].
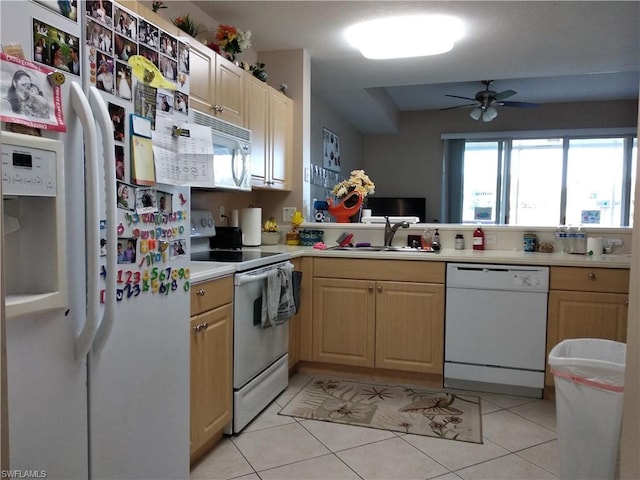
[261, 263, 296, 328]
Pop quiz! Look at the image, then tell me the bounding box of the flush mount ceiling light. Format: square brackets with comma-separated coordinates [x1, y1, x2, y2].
[345, 15, 464, 60]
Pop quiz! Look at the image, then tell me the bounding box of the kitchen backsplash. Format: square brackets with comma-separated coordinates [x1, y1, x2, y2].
[299, 223, 633, 254]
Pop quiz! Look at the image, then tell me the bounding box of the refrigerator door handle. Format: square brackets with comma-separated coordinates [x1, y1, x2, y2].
[88, 86, 117, 354]
[70, 82, 101, 362]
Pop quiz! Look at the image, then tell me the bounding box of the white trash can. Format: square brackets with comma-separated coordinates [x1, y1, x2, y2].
[549, 338, 626, 480]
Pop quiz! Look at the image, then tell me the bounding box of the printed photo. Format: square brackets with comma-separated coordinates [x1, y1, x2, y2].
[0, 53, 65, 131]
[85, 0, 112, 27]
[134, 82, 157, 129]
[116, 181, 134, 211]
[33, 19, 81, 75]
[138, 19, 158, 49]
[157, 90, 173, 115]
[114, 6, 137, 41]
[159, 54, 177, 83]
[95, 53, 114, 94]
[117, 237, 137, 265]
[157, 191, 173, 214]
[138, 44, 158, 67]
[176, 71, 189, 93]
[108, 102, 124, 142]
[159, 31, 177, 60]
[114, 34, 136, 62]
[115, 61, 132, 100]
[136, 186, 157, 213]
[34, 0, 78, 22]
[174, 92, 188, 115]
[115, 144, 125, 180]
[178, 42, 189, 73]
[170, 239, 186, 260]
[86, 19, 112, 55]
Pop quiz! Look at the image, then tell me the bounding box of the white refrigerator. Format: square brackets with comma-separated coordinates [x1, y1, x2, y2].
[1, 2, 190, 478]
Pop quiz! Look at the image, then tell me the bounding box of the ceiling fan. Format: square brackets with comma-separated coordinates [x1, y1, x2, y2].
[442, 80, 539, 122]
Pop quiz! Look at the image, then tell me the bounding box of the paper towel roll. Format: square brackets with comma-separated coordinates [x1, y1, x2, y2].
[587, 237, 604, 256]
[230, 209, 239, 227]
[240, 208, 262, 246]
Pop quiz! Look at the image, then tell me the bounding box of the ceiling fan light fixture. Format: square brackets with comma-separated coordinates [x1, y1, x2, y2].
[345, 15, 463, 60]
[470, 107, 482, 120]
[482, 106, 498, 122]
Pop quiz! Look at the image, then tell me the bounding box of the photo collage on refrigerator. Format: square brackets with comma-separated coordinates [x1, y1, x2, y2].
[81, 1, 191, 298]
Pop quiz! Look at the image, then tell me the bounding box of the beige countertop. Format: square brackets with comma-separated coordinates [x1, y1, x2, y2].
[189, 245, 631, 283]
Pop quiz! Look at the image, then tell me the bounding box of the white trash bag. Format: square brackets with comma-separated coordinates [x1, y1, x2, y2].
[549, 338, 626, 480]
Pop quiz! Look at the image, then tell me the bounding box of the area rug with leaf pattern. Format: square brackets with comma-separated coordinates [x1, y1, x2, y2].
[278, 377, 483, 444]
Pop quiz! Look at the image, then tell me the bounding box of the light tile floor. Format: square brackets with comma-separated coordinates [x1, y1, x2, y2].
[191, 372, 558, 480]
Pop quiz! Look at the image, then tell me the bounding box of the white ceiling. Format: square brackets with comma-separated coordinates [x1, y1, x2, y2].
[192, 1, 640, 134]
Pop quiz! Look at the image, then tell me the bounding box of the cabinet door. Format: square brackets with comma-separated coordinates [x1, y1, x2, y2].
[375, 281, 444, 374]
[312, 278, 375, 367]
[215, 55, 244, 125]
[268, 90, 292, 190]
[245, 75, 269, 187]
[190, 303, 233, 455]
[189, 41, 216, 114]
[545, 290, 628, 386]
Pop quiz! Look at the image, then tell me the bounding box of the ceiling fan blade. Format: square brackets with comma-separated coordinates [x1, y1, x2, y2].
[494, 89, 517, 101]
[445, 94, 477, 101]
[499, 100, 540, 108]
[441, 103, 477, 111]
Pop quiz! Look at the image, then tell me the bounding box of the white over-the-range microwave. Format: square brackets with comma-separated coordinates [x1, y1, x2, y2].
[189, 110, 252, 191]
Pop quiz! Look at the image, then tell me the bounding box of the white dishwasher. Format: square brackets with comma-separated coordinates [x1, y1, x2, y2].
[444, 263, 549, 398]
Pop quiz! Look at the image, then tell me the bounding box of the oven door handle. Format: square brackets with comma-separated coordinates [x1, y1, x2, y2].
[236, 272, 269, 285]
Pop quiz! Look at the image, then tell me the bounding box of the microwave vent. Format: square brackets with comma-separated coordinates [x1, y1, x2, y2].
[192, 110, 251, 143]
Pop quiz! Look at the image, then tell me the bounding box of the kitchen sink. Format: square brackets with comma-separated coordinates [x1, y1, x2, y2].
[326, 245, 438, 253]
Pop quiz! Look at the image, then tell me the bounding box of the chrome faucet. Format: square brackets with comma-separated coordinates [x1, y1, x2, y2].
[384, 216, 410, 246]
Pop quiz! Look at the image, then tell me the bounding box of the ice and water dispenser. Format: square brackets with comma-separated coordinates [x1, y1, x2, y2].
[2, 131, 67, 318]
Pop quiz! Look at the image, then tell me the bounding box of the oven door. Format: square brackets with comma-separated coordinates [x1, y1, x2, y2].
[233, 264, 290, 389]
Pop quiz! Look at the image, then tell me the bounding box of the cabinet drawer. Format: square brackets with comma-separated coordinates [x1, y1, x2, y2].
[550, 267, 629, 293]
[191, 276, 233, 315]
[313, 258, 445, 283]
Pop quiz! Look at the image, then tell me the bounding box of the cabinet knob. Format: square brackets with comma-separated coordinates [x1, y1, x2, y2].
[197, 289, 205, 296]
[368, 285, 374, 293]
[377, 286, 382, 293]
[588, 272, 596, 280]
[202, 322, 208, 329]
[192, 325, 199, 332]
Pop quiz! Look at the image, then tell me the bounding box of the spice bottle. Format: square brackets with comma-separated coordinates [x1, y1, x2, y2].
[455, 234, 465, 250]
[473, 228, 485, 250]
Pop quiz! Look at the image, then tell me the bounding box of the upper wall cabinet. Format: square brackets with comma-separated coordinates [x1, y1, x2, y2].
[245, 74, 293, 190]
[190, 40, 244, 126]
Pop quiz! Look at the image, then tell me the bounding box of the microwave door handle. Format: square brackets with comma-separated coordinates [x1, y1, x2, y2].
[231, 141, 247, 187]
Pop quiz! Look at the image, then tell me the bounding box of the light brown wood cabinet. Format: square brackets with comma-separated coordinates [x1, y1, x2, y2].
[190, 40, 244, 125]
[245, 74, 293, 190]
[190, 276, 233, 463]
[312, 258, 445, 374]
[546, 267, 629, 386]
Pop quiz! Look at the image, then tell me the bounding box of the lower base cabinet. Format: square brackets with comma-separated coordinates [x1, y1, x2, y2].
[311, 259, 445, 375]
[190, 276, 233, 462]
[545, 267, 629, 387]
